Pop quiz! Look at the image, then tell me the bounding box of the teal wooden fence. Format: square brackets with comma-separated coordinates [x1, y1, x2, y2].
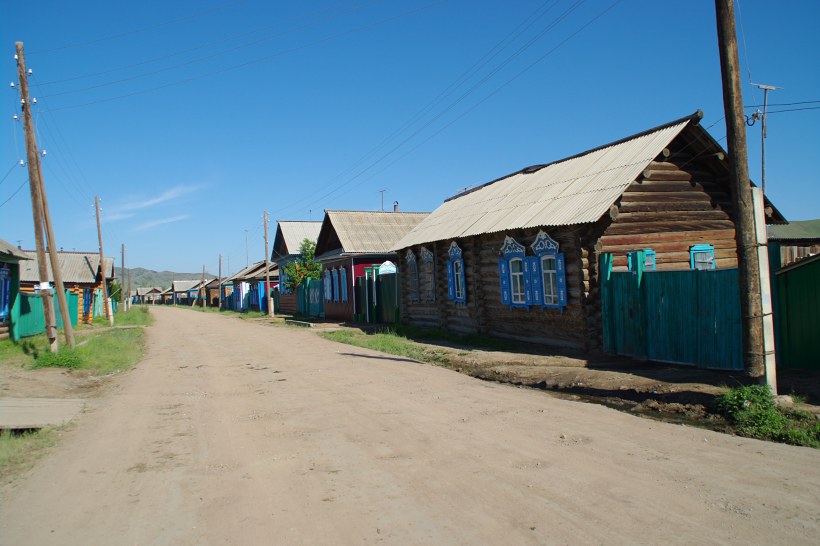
[601, 258, 742, 370]
[10, 290, 79, 341]
[773, 254, 820, 369]
[296, 278, 324, 318]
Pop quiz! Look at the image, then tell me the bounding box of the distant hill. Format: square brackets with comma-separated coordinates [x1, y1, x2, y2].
[120, 267, 215, 289]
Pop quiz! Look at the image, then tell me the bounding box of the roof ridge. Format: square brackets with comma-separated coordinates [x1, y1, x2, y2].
[445, 110, 702, 203]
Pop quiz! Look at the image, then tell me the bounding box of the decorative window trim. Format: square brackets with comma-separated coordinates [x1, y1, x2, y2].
[689, 244, 715, 270]
[446, 241, 466, 303]
[323, 270, 332, 302]
[340, 267, 348, 302]
[499, 236, 527, 308]
[420, 246, 435, 302]
[627, 248, 656, 272]
[405, 250, 420, 303]
[331, 269, 340, 302]
[531, 231, 566, 310]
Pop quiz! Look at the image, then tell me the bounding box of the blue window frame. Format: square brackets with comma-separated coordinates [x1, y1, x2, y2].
[689, 244, 715, 270]
[499, 236, 528, 309]
[0, 264, 9, 320]
[446, 242, 466, 303]
[323, 270, 332, 301]
[340, 267, 348, 302]
[531, 231, 566, 310]
[331, 269, 339, 302]
[627, 249, 656, 272]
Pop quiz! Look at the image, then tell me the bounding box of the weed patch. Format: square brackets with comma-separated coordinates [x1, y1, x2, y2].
[0, 428, 57, 483]
[320, 330, 451, 365]
[31, 349, 82, 369]
[717, 385, 820, 448]
[116, 306, 153, 326]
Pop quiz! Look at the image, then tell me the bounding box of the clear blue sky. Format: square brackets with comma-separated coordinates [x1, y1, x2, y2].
[2, 0, 818, 276]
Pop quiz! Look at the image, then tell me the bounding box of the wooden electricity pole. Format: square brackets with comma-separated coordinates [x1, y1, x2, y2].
[121, 243, 127, 311]
[16, 42, 74, 349]
[200, 265, 206, 308]
[95, 196, 114, 325]
[218, 254, 223, 311]
[715, 0, 765, 378]
[264, 211, 273, 317]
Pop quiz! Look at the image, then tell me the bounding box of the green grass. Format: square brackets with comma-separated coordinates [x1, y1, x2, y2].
[319, 329, 452, 365]
[0, 427, 58, 483]
[388, 324, 515, 351]
[1, 324, 147, 375]
[115, 305, 154, 326]
[717, 385, 820, 448]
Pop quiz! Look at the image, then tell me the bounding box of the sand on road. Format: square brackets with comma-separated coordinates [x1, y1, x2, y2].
[1, 306, 818, 545]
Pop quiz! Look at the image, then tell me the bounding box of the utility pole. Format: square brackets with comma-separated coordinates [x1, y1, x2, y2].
[715, 0, 765, 379]
[16, 42, 75, 350]
[751, 83, 781, 195]
[379, 190, 386, 211]
[244, 229, 249, 267]
[17, 44, 57, 352]
[218, 254, 223, 311]
[264, 211, 273, 317]
[200, 265, 206, 308]
[121, 243, 127, 311]
[95, 196, 114, 325]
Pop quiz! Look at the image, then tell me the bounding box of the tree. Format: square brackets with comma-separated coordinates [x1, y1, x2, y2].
[109, 281, 122, 304]
[282, 239, 322, 291]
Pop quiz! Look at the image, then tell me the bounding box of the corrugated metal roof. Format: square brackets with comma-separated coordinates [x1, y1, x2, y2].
[172, 280, 200, 293]
[277, 221, 322, 256]
[19, 251, 115, 284]
[321, 211, 429, 256]
[0, 239, 29, 261]
[394, 119, 691, 249]
[768, 219, 820, 242]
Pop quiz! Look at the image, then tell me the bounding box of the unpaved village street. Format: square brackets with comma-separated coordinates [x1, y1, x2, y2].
[2, 306, 818, 545]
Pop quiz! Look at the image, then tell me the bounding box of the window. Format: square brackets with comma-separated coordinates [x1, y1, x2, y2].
[627, 249, 656, 272]
[690, 244, 715, 270]
[405, 250, 419, 303]
[420, 247, 435, 302]
[446, 241, 466, 303]
[331, 269, 339, 302]
[499, 232, 567, 310]
[340, 267, 348, 302]
[323, 270, 332, 301]
[509, 258, 525, 304]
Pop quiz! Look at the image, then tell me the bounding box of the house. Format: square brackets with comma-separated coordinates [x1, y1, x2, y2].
[0, 239, 29, 341]
[204, 278, 222, 307]
[220, 261, 277, 312]
[19, 250, 116, 324]
[393, 111, 785, 354]
[271, 221, 322, 313]
[171, 280, 200, 305]
[767, 219, 820, 267]
[136, 287, 162, 304]
[314, 209, 428, 322]
[159, 286, 173, 304]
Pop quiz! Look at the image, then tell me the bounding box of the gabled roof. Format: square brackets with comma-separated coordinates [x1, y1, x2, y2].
[0, 239, 29, 261]
[19, 250, 115, 284]
[272, 221, 322, 261]
[172, 280, 200, 293]
[768, 219, 820, 243]
[394, 111, 784, 249]
[223, 260, 267, 283]
[315, 210, 429, 260]
[136, 287, 162, 296]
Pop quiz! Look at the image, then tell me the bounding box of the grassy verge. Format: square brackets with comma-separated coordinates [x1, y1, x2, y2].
[0, 427, 58, 484]
[718, 385, 819, 448]
[115, 305, 154, 326]
[319, 329, 454, 365]
[183, 305, 269, 320]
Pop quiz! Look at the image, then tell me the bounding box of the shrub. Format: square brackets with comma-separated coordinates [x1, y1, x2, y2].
[31, 349, 82, 369]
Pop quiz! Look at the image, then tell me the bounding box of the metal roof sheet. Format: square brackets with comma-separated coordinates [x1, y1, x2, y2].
[767, 219, 820, 242]
[320, 211, 428, 256]
[172, 280, 200, 293]
[276, 221, 322, 256]
[394, 119, 690, 249]
[0, 239, 29, 261]
[19, 251, 115, 284]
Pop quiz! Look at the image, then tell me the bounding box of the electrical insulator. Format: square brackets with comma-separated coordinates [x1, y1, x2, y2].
[27, 69, 32, 75]
[13, 54, 18, 60]
[19, 160, 25, 166]
[20, 99, 24, 105]
[32, 98, 37, 104]
[9, 82, 14, 88]
[41, 150, 47, 156]
[13, 114, 19, 120]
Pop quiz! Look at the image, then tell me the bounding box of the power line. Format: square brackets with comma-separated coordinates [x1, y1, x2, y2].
[744, 100, 820, 108]
[28, 0, 250, 55]
[38, 0, 381, 99]
[41, 1, 446, 113]
[0, 161, 21, 186]
[766, 106, 820, 114]
[0, 178, 29, 208]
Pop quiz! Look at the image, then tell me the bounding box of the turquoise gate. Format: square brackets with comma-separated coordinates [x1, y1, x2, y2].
[601, 257, 742, 370]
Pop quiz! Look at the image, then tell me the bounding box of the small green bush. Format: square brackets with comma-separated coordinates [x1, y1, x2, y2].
[31, 349, 82, 369]
[717, 385, 820, 448]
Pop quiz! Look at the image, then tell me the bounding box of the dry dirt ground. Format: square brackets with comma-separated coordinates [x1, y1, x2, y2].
[1, 306, 819, 545]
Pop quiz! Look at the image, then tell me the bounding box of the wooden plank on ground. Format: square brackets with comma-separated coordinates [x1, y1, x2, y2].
[0, 398, 85, 429]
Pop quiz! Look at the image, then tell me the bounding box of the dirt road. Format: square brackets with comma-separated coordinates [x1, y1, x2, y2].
[2, 307, 818, 544]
